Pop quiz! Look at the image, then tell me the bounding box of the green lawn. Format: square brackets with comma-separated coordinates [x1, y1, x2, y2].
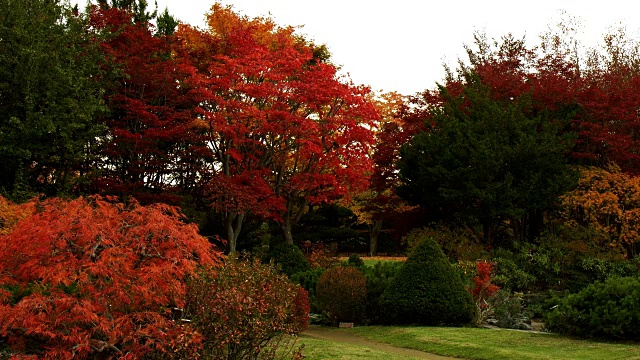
[301, 326, 640, 360]
[361, 258, 406, 267]
[298, 335, 419, 360]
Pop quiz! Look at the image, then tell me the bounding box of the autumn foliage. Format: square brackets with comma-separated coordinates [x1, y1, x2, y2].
[88, 5, 203, 204]
[184, 258, 308, 359]
[562, 164, 640, 258]
[470, 261, 500, 325]
[0, 196, 221, 359]
[177, 4, 378, 250]
[0, 195, 35, 235]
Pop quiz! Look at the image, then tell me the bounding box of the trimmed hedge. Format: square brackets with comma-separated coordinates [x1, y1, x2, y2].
[380, 236, 475, 325]
[545, 276, 640, 340]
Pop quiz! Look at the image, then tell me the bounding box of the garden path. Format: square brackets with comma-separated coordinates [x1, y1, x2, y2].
[302, 325, 463, 360]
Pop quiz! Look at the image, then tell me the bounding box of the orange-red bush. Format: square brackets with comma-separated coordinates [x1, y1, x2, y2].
[293, 286, 311, 332]
[185, 258, 309, 359]
[469, 260, 500, 325]
[0, 196, 221, 359]
[316, 266, 367, 323]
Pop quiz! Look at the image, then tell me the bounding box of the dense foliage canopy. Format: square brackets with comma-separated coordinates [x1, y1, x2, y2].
[398, 72, 577, 244]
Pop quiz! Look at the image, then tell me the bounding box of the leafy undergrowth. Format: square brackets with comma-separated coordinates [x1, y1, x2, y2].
[310, 326, 640, 360]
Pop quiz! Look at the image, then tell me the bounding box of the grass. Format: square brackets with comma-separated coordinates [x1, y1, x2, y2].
[298, 335, 419, 360]
[354, 326, 640, 360]
[338, 256, 406, 268]
[302, 326, 640, 360]
[362, 258, 405, 267]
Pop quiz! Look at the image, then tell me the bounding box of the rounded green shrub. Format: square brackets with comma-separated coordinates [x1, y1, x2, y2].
[264, 243, 311, 276]
[290, 267, 326, 312]
[316, 266, 367, 324]
[380, 236, 475, 325]
[545, 276, 640, 340]
[362, 261, 404, 324]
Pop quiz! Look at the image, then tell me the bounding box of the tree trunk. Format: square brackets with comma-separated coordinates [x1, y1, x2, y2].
[224, 212, 244, 254]
[280, 198, 307, 245]
[369, 219, 383, 256]
[280, 218, 294, 245]
[623, 241, 637, 259]
[482, 218, 493, 247]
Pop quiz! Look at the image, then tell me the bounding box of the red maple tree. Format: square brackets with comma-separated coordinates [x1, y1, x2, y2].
[89, 5, 205, 204]
[178, 4, 378, 251]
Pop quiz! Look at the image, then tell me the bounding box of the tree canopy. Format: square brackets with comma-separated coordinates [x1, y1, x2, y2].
[0, 0, 106, 200]
[398, 72, 577, 245]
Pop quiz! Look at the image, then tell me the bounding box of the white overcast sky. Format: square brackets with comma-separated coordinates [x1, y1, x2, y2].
[75, 0, 640, 95]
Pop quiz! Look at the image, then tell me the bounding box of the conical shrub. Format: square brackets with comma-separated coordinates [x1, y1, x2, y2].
[381, 235, 475, 325]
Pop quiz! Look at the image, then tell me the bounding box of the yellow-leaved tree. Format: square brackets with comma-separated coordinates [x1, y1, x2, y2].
[561, 164, 640, 258]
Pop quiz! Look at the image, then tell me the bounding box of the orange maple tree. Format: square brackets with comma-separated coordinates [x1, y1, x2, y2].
[0, 196, 221, 359]
[561, 164, 640, 258]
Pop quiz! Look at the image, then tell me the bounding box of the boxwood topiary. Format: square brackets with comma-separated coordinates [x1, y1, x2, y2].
[380, 236, 475, 325]
[545, 276, 640, 340]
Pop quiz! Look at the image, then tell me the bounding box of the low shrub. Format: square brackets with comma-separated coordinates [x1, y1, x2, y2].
[492, 253, 537, 291]
[361, 261, 404, 324]
[489, 290, 532, 330]
[292, 287, 311, 332]
[316, 266, 367, 324]
[347, 253, 364, 268]
[545, 276, 640, 340]
[290, 267, 326, 312]
[185, 258, 308, 359]
[264, 243, 311, 276]
[306, 244, 340, 269]
[470, 261, 500, 325]
[381, 235, 475, 325]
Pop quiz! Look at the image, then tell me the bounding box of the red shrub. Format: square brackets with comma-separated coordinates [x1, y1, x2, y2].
[472, 261, 500, 301]
[469, 260, 500, 324]
[316, 266, 367, 323]
[293, 287, 311, 332]
[185, 258, 308, 359]
[306, 244, 340, 269]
